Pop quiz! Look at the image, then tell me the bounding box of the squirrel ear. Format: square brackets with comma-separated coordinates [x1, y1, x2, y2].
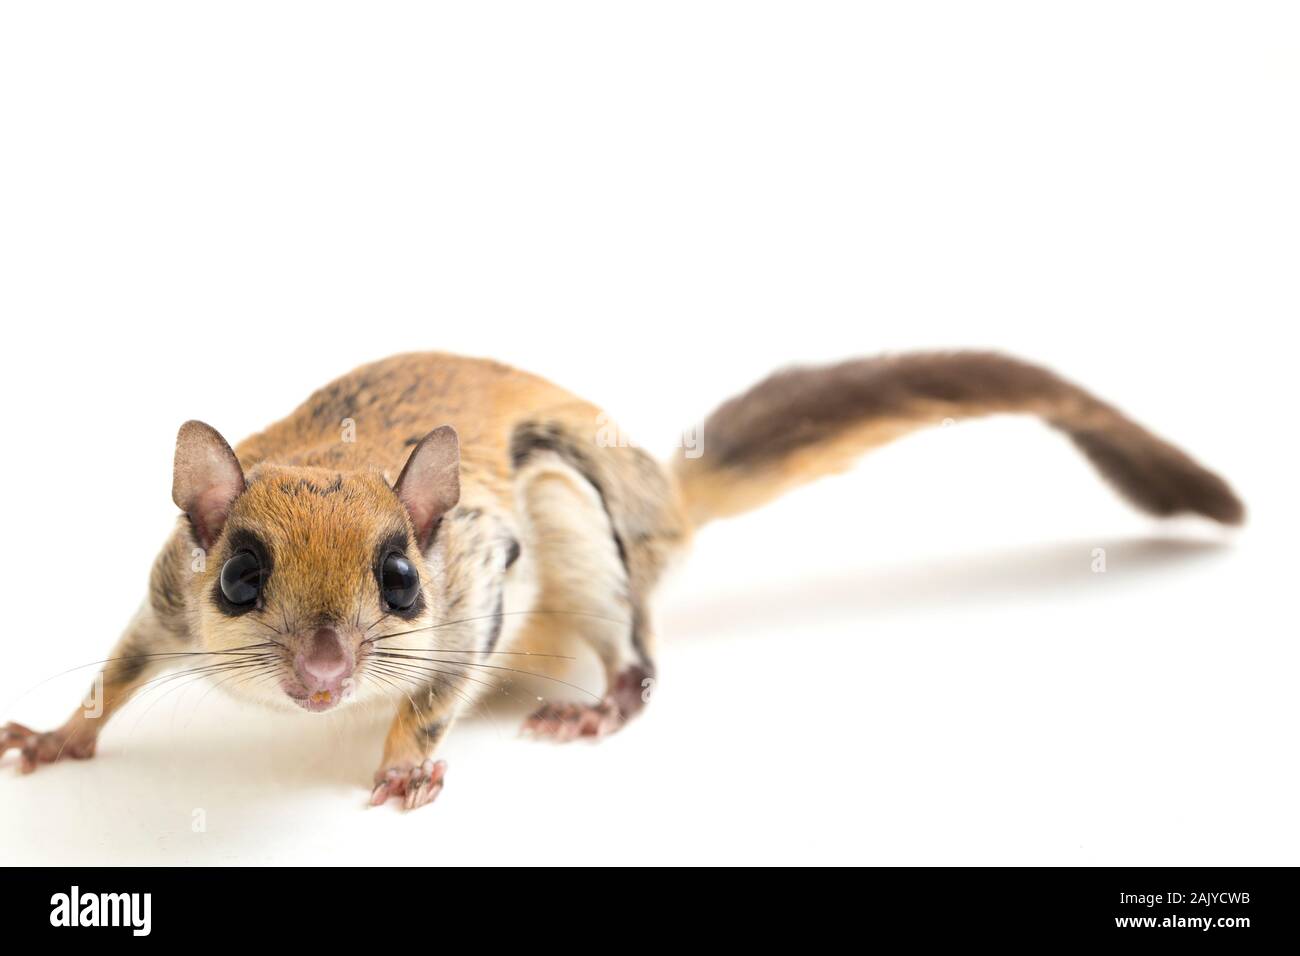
[172, 420, 245, 549]
[393, 425, 461, 550]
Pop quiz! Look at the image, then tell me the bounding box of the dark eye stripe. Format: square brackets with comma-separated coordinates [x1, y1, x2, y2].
[212, 529, 272, 617]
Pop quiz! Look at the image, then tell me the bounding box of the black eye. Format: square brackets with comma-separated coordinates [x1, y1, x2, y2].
[219, 550, 263, 607]
[381, 552, 420, 611]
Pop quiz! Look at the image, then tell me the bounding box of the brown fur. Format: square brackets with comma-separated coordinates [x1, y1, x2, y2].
[236, 352, 560, 497]
[203, 466, 407, 630]
[675, 351, 1244, 527]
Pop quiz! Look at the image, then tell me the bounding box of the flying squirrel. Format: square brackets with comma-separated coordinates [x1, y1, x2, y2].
[0, 351, 1243, 809]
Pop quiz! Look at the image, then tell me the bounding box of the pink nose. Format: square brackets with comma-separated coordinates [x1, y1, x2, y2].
[299, 627, 350, 684]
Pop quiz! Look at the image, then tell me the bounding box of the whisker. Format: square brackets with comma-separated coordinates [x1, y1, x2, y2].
[189, 661, 283, 714]
[364, 665, 475, 717]
[368, 651, 602, 702]
[372, 666, 440, 714]
[247, 617, 289, 645]
[362, 608, 631, 646]
[124, 659, 279, 728]
[129, 657, 280, 701]
[366, 659, 535, 716]
[364, 657, 504, 698]
[365, 658, 478, 697]
[127, 657, 281, 703]
[36, 643, 283, 686]
[375, 648, 573, 658]
[361, 669, 419, 707]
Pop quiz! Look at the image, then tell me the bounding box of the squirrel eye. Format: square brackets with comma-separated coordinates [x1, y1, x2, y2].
[219, 550, 263, 607]
[381, 552, 420, 611]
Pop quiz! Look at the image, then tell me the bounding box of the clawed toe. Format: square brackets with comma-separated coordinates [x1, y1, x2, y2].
[1, 721, 34, 755]
[369, 758, 447, 811]
[1, 721, 95, 774]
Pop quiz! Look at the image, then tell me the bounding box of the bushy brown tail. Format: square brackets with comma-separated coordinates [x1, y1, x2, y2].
[674, 352, 1244, 528]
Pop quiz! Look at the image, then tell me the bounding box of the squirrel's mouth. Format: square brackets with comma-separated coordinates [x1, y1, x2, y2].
[284, 684, 346, 713]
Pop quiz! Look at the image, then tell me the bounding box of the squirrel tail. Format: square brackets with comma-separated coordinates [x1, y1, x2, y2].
[673, 351, 1244, 529]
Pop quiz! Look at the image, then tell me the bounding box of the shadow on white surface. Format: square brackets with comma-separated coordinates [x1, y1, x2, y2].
[663, 534, 1233, 639]
[0, 533, 1242, 865]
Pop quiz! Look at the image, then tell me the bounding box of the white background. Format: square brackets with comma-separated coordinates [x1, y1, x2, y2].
[0, 2, 1295, 865]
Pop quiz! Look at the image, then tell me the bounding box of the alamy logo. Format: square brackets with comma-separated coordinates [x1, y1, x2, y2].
[50, 886, 151, 936]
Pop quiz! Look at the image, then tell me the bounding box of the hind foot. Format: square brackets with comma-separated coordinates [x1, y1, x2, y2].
[522, 666, 653, 742]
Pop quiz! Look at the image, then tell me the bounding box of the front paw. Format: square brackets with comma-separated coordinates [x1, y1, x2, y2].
[369, 758, 447, 811]
[1, 721, 96, 774]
